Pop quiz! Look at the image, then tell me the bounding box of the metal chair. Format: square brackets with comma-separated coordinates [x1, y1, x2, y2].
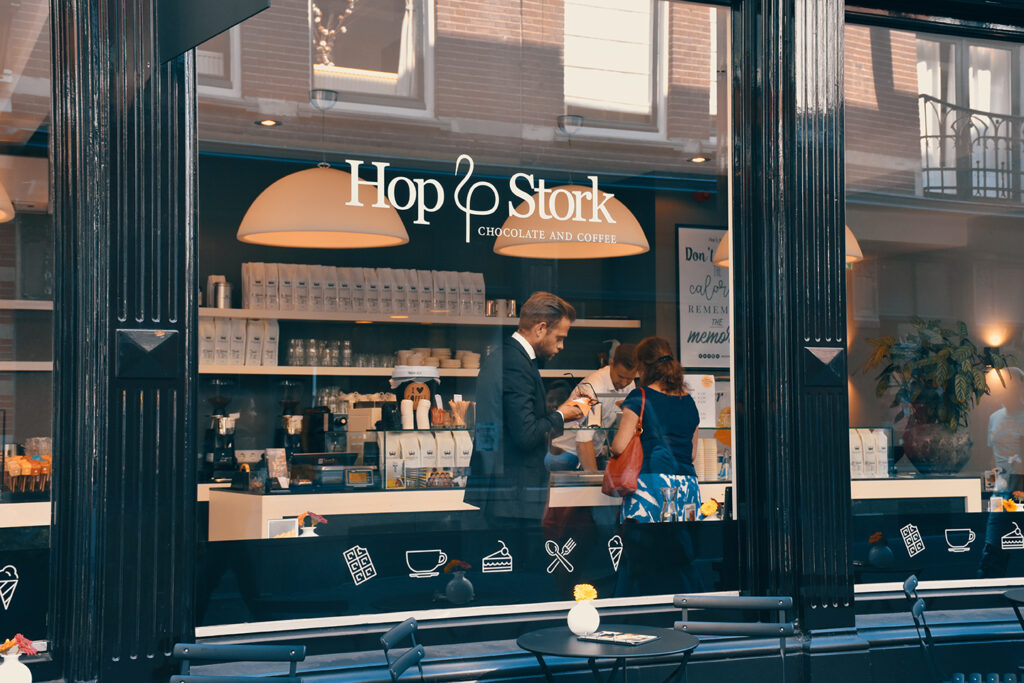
[674, 594, 795, 682]
[169, 642, 306, 682]
[381, 617, 426, 682]
[904, 574, 942, 683]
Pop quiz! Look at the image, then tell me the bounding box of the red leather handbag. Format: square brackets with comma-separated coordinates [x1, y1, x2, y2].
[601, 388, 645, 497]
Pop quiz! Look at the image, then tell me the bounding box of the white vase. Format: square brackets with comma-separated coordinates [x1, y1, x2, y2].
[0, 653, 32, 683]
[299, 526, 317, 537]
[567, 600, 600, 636]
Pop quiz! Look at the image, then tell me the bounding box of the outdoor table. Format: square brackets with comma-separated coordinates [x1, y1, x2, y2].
[516, 624, 699, 683]
[1006, 588, 1024, 631]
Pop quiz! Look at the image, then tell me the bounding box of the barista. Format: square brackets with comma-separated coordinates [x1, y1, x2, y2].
[546, 344, 638, 471]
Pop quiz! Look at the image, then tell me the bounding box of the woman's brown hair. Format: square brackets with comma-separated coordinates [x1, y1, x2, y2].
[634, 336, 686, 394]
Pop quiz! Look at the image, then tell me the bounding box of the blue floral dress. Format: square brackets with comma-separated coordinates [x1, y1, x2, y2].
[618, 387, 701, 523]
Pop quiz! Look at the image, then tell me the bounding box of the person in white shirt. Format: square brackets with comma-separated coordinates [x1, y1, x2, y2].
[981, 366, 1024, 577]
[546, 344, 638, 472]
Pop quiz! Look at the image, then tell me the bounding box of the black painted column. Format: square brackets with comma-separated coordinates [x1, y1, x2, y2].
[732, 0, 854, 630]
[49, 0, 197, 680]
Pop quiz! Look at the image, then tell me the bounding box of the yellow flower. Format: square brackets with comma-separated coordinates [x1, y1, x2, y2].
[0, 639, 15, 654]
[573, 583, 597, 602]
[700, 499, 720, 517]
[1003, 498, 1019, 513]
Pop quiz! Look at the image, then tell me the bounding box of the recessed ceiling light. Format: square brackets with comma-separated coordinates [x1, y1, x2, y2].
[255, 119, 282, 127]
[689, 156, 708, 164]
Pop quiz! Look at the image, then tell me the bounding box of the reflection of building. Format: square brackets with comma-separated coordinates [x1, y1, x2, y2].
[196, 0, 729, 175]
[6, 0, 1024, 680]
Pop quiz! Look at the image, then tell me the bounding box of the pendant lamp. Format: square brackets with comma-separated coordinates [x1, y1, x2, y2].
[0, 179, 14, 223]
[236, 166, 408, 248]
[236, 89, 409, 249]
[711, 225, 862, 268]
[493, 185, 649, 259]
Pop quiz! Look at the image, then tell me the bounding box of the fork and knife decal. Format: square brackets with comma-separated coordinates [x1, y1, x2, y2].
[545, 538, 576, 574]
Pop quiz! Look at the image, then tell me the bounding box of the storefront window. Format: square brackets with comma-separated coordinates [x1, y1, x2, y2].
[847, 22, 1024, 586]
[196, 0, 734, 633]
[0, 0, 53, 641]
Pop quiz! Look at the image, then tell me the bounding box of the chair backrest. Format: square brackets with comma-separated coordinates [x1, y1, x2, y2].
[674, 594, 795, 683]
[381, 617, 426, 682]
[903, 575, 941, 683]
[170, 677, 303, 683]
[171, 642, 306, 680]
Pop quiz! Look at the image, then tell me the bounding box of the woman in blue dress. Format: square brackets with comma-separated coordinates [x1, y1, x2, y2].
[610, 336, 704, 594]
[611, 336, 701, 522]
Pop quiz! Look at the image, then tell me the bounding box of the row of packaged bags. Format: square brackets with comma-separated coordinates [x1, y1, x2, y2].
[378, 430, 474, 489]
[199, 318, 280, 366]
[234, 263, 487, 316]
[850, 428, 891, 479]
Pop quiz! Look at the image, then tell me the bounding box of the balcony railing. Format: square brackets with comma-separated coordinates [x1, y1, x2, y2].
[918, 93, 1023, 202]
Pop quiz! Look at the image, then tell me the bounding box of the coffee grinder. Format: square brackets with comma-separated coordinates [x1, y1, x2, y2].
[203, 378, 239, 481]
[276, 379, 305, 458]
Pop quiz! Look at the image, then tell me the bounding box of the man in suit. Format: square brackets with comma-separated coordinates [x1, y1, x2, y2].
[467, 292, 585, 522]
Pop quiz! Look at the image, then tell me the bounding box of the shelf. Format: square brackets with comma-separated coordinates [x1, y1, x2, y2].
[0, 299, 53, 311]
[199, 365, 597, 378]
[0, 361, 53, 372]
[198, 307, 640, 329]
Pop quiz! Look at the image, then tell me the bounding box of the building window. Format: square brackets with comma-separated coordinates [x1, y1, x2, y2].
[562, 0, 663, 132]
[311, 0, 429, 110]
[197, 26, 241, 97]
[917, 36, 1019, 200]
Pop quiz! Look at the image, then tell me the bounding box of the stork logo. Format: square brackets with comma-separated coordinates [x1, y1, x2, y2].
[344, 154, 616, 243]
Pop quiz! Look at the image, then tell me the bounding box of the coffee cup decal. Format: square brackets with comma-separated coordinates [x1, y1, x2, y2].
[407, 549, 448, 578]
[944, 528, 976, 553]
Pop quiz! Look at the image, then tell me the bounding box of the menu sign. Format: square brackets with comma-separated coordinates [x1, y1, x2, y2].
[683, 374, 715, 428]
[677, 226, 729, 368]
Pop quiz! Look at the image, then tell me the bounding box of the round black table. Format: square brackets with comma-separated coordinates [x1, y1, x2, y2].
[516, 624, 699, 683]
[1006, 588, 1024, 631]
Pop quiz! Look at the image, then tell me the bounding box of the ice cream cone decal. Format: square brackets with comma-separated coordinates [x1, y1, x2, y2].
[607, 535, 623, 571]
[0, 565, 18, 611]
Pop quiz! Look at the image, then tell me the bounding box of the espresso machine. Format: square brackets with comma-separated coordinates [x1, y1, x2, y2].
[301, 406, 348, 454]
[203, 379, 239, 481]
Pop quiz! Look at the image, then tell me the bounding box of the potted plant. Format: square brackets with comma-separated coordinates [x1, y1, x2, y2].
[864, 318, 1013, 475]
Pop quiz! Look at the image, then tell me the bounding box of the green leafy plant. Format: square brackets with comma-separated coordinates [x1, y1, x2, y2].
[863, 318, 1013, 432]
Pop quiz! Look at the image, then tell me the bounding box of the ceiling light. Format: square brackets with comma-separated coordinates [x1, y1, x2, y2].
[712, 225, 863, 267]
[494, 185, 649, 259]
[845, 226, 863, 264]
[255, 119, 282, 127]
[0, 180, 13, 223]
[713, 232, 729, 267]
[689, 156, 709, 164]
[236, 166, 409, 248]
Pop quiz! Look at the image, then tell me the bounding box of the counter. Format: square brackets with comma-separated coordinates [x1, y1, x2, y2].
[206, 477, 984, 540]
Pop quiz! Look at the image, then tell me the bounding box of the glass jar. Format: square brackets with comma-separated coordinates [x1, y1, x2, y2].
[287, 339, 304, 366]
[305, 338, 319, 366]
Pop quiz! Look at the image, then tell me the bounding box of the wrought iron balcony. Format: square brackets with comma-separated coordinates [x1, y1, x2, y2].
[918, 93, 1023, 201]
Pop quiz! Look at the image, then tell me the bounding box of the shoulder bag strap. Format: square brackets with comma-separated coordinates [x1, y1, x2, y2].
[636, 387, 645, 435]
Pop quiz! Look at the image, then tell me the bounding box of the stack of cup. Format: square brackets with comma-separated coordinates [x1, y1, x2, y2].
[457, 350, 481, 369]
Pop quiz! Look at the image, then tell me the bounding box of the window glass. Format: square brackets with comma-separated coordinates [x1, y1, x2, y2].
[196, 0, 734, 633]
[847, 23, 1024, 586]
[563, 0, 658, 129]
[311, 0, 428, 106]
[198, 27, 240, 96]
[0, 0, 53, 643]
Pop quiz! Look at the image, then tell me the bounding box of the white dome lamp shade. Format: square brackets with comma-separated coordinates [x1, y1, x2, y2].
[711, 225, 862, 267]
[0, 179, 14, 223]
[236, 166, 408, 248]
[493, 185, 649, 259]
